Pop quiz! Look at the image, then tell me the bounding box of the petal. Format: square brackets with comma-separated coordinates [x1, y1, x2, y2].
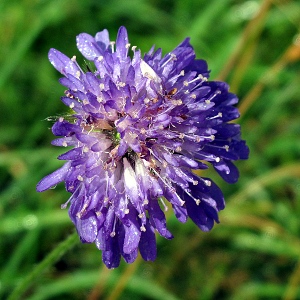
[116, 26, 129, 60]
[148, 198, 173, 239]
[76, 33, 103, 60]
[213, 159, 239, 183]
[48, 48, 81, 77]
[185, 196, 215, 232]
[139, 220, 157, 261]
[76, 212, 98, 243]
[36, 162, 70, 192]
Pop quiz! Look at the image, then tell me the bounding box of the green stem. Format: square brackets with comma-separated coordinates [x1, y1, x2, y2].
[8, 231, 79, 300]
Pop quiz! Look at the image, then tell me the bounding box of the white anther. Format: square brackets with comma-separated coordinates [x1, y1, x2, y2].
[124, 208, 130, 214]
[71, 56, 76, 61]
[77, 175, 84, 181]
[205, 99, 211, 104]
[204, 180, 211, 186]
[83, 99, 89, 105]
[98, 56, 104, 61]
[62, 141, 68, 147]
[143, 199, 149, 205]
[193, 180, 198, 185]
[69, 102, 75, 109]
[110, 231, 116, 237]
[83, 146, 89, 153]
[195, 199, 201, 205]
[140, 128, 146, 134]
[76, 71, 81, 78]
[140, 225, 146, 232]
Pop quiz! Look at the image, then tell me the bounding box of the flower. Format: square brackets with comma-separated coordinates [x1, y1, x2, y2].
[37, 26, 249, 268]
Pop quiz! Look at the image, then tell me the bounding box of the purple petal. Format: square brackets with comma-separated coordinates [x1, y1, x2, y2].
[213, 159, 239, 183]
[48, 48, 81, 77]
[139, 220, 157, 261]
[76, 212, 98, 243]
[36, 162, 70, 192]
[116, 26, 129, 60]
[76, 33, 103, 60]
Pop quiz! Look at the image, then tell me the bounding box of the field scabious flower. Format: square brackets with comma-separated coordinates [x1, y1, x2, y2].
[37, 26, 249, 268]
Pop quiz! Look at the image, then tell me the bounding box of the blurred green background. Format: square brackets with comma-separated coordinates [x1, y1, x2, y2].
[1, 0, 300, 299]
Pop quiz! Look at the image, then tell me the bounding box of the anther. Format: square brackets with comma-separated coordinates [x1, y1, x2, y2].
[69, 102, 75, 109]
[140, 128, 146, 134]
[140, 225, 146, 232]
[98, 56, 104, 61]
[77, 175, 84, 181]
[110, 41, 115, 53]
[71, 56, 76, 62]
[204, 180, 211, 186]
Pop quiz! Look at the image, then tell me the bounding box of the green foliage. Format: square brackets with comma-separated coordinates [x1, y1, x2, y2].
[1, 0, 300, 299]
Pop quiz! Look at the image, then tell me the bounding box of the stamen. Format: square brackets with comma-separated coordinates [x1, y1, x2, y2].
[110, 41, 115, 53]
[207, 112, 222, 120]
[77, 175, 84, 181]
[159, 197, 168, 212]
[161, 53, 177, 68]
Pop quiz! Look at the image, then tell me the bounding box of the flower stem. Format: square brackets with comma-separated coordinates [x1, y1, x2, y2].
[8, 231, 79, 300]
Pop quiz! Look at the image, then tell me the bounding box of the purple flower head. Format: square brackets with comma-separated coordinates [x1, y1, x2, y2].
[37, 26, 249, 268]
